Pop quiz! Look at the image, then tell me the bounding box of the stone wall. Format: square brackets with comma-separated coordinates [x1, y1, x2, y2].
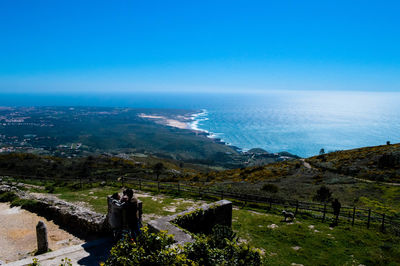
[0, 184, 142, 238]
[148, 200, 232, 245]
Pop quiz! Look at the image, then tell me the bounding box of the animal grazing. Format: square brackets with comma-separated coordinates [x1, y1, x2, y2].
[282, 210, 295, 222]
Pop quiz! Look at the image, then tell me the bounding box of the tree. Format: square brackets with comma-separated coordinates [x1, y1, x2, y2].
[153, 162, 164, 182]
[261, 183, 279, 193]
[313, 185, 332, 202]
[319, 148, 325, 155]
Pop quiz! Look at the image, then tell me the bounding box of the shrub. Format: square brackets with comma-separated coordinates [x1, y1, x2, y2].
[106, 226, 262, 266]
[261, 184, 278, 193]
[313, 185, 332, 202]
[106, 227, 192, 266]
[45, 184, 55, 193]
[378, 154, 398, 168]
[208, 224, 237, 249]
[0, 191, 17, 202]
[10, 198, 41, 211]
[172, 208, 206, 233]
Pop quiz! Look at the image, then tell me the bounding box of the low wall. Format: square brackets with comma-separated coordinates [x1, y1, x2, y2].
[148, 200, 232, 245]
[0, 184, 142, 238]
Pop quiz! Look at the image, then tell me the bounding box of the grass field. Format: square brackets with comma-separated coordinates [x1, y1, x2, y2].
[45, 185, 207, 220]
[233, 208, 400, 265]
[9, 180, 399, 265]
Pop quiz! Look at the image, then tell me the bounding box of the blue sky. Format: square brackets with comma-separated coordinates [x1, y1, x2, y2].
[0, 0, 399, 93]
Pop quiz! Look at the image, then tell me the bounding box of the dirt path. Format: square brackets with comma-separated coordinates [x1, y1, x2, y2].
[300, 159, 312, 169]
[0, 203, 83, 264]
[353, 177, 400, 186]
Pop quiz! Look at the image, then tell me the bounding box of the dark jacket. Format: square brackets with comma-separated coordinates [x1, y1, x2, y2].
[122, 198, 139, 232]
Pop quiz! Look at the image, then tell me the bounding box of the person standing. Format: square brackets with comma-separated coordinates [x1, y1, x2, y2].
[122, 188, 141, 239]
[107, 192, 123, 241]
[332, 198, 341, 225]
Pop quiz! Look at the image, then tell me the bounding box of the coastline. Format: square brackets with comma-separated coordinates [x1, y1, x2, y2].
[139, 110, 206, 131]
[189, 110, 239, 150]
[138, 109, 241, 152]
[138, 113, 190, 130]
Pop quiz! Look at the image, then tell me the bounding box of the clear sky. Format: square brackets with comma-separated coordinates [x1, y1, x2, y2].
[1, 0, 399, 93]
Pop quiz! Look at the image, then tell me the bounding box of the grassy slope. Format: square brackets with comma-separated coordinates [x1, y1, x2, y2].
[306, 143, 400, 183]
[0, 152, 203, 180]
[233, 208, 400, 265]
[197, 144, 400, 214]
[39, 185, 205, 219]
[2, 143, 400, 213]
[15, 182, 400, 265]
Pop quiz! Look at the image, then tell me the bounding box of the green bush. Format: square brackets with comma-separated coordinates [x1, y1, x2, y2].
[313, 185, 332, 202]
[106, 226, 262, 266]
[10, 198, 41, 210]
[45, 184, 55, 193]
[0, 191, 18, 202]
[261, 184, 278, 193]
[106, 227, 192, 266]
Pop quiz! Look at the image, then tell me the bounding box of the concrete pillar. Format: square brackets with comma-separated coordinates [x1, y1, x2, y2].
[36, 221, 48, 254]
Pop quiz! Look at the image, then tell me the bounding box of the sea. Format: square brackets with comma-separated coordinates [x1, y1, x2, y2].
[1, 90, 400, 158]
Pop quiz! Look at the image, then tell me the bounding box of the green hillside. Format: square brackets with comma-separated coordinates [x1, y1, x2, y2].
[192, 143, 400, 214]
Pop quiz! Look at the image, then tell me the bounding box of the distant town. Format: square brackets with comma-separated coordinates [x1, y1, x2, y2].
[0, 107, 118, 157]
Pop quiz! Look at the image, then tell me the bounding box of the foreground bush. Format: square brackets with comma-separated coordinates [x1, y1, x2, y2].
[106, 226, 262, 266]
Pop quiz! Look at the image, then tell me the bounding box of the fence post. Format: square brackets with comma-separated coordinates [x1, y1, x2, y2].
[121, 176, 125, 187]
[381, 213, 385, 232]
[198, 187, 201, 197]
[352, 207, 356, 226]
[157, 181, 160, 193]
[178, 181, 180, 193]
[322, 203, 327, 222]
[269, 198, 272, 210]
[367, 209, 371, 229]
[221, 190, 224, 199]
[79, 177, 82, 188]
[295, 201, 299, 216]
[139, 179, 142, 190]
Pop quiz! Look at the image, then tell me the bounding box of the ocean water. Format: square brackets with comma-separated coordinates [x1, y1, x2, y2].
[1, 91, 400, 157]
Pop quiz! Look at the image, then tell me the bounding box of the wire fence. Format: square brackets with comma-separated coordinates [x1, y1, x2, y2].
[1, 173, 400, 235]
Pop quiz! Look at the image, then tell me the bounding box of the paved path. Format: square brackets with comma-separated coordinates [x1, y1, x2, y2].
[5, 238, 113, 266]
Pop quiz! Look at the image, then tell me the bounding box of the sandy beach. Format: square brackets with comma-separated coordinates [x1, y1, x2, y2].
[138, 113, 192, 129]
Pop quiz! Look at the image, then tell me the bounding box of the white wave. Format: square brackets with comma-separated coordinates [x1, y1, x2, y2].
[189, 109, 209, 132]
[189, 110, 228, 144]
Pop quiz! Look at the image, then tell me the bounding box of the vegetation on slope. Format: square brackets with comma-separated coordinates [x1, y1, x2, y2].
[2, 143, 400, 215]
[193, 144, 400, 214]
[0, 152, 200, 181]
[233, 208, 400, 266]
[307, 143, 400, 182]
